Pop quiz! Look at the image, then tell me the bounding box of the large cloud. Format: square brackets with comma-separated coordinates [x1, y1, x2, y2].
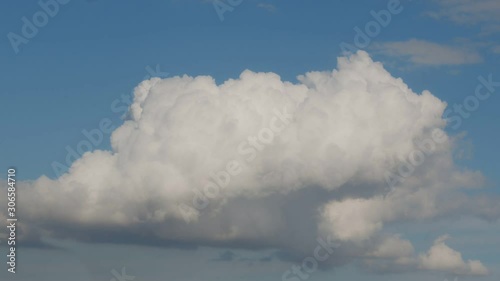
[1, 51, 496, 275]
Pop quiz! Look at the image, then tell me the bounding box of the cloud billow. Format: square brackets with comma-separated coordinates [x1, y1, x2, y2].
[1, 51, 496, 276]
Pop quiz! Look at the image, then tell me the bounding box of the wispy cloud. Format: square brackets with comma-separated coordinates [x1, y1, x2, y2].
[257, 3, 276, 12]
[479, 24, 500, 36]
[212, 251, 236, 262]
[373, 39, 483, 66]
[426, 0, 500, 25]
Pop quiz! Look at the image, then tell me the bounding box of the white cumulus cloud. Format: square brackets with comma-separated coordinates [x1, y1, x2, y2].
[419, 235, 489, 275]
[0, 51, 495, 275]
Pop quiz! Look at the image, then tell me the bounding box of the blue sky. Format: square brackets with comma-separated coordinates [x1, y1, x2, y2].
[1, 0, 499, 183]
[0, 0, 499, 281]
